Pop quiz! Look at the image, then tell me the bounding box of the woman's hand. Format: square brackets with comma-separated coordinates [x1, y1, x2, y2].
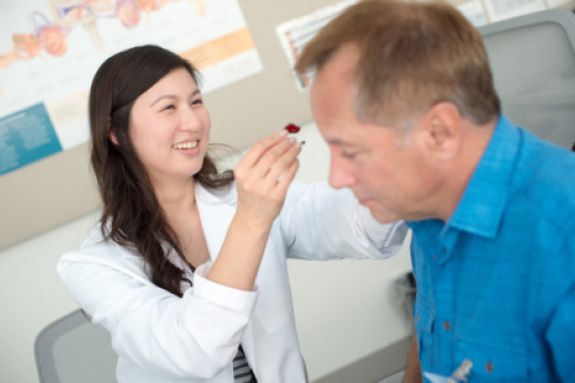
[234, 131, 301, 228]
[207, 132, 301, 291]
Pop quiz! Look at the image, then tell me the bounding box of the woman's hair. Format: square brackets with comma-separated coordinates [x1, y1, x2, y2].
[89, 45, 234, 296]
[296, 0, 501, 128]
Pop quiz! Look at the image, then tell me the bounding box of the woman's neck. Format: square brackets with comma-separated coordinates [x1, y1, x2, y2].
[154, 177, 197, 217]
[154, 178, 210, 267]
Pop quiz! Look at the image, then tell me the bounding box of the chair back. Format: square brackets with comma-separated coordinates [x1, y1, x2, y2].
[480, 10, 575, 149]
[35, 309, 117, 383]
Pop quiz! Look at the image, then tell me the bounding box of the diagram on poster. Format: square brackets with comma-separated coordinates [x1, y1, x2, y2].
[276, 0, 356, 91]
[0, 0, 262, 176]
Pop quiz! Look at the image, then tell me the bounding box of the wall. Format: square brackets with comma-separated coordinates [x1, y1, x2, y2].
[0, 211, 99, 383]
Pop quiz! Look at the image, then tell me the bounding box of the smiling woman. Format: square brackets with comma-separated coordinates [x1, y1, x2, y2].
[126, 68, 210, 188]
[57, 44, 406, 383]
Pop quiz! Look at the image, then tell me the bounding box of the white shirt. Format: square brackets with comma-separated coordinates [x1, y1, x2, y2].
[58, 181, 407, 383]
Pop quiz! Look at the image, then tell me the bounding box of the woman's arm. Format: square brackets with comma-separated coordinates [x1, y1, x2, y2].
[402, 335, 422, 383]
[279, 182, 407, 261]
[58, 248, 256, 379]
[58, 133, 301, 379]
[208, 132, 300, 290]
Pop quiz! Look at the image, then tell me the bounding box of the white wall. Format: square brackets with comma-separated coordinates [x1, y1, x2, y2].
[0, 211, 100, 383]
[0, 122, 413, 383]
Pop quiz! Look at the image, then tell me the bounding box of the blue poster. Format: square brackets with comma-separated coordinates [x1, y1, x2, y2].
[0, 103, 62, 176]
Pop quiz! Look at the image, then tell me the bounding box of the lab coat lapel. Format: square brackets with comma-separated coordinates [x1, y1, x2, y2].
[195, 183, 237, 262]
[194, 182, 263, 374]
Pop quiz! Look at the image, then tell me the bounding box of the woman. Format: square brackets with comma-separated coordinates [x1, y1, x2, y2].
[58, 45, 406, 383]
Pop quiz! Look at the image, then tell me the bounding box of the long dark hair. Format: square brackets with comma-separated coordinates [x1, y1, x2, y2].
[89, 45, 233, 296]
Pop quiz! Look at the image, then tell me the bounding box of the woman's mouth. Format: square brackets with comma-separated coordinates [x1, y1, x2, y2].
[172, 140, 199, 150]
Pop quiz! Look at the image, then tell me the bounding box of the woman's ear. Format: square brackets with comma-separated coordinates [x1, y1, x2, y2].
[108, 121, 119, 146]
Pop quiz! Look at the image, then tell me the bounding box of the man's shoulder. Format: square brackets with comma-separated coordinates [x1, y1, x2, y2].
[511, 133, 575, 227]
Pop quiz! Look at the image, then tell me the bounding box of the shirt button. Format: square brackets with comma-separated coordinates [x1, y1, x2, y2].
[485, 361, 494, 373]
[442, 320, 451, 331]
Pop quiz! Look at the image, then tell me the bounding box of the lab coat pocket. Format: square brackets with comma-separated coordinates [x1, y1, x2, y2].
[455, 337, 528, 381]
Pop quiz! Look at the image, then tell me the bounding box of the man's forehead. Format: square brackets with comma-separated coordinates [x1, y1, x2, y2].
[317, 119, 364, 147]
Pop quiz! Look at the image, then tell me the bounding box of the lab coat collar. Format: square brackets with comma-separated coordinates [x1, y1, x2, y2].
[195, 181, 237, 206]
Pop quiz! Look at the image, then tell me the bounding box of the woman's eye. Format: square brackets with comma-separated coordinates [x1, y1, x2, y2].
[161, 104, 176, 111]
[191, 98, 203, 106]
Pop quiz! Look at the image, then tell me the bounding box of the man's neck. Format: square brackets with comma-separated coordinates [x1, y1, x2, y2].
[436, 118, 497, 222]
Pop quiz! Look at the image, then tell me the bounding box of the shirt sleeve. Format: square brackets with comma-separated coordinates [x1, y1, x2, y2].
[278, 181, 407, 260]
[57, 247, 257, 380]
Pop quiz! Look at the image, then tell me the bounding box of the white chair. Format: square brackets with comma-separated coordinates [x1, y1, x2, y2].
[479, 9, 575, 150]
[34, 309, 117, 383]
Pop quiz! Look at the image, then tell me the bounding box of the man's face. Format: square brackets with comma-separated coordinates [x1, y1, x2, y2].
[310, 46, 442, 223]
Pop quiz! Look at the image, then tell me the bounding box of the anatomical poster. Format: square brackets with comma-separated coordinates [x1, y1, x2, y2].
[0, 0, 262, 176]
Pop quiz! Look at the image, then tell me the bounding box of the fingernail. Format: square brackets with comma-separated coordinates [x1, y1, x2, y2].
[277, 129, 289, 137]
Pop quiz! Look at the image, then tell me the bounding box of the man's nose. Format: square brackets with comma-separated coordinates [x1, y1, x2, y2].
[328, 156, 357, 189]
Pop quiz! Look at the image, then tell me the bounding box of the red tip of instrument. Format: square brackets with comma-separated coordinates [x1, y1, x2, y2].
[284, 123, 301, 134]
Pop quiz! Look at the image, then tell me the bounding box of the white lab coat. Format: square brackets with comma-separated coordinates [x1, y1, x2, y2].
[58, 181, 407, 383]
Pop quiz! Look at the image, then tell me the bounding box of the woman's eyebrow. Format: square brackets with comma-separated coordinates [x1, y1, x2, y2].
[149, 89, 201, 107]
[149, 94, 177, 107]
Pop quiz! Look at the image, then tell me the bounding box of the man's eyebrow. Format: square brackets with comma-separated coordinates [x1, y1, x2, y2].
[327, 138, 356, 147]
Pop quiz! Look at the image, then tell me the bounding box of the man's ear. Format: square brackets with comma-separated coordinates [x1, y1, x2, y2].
[420, 102, 462, 160]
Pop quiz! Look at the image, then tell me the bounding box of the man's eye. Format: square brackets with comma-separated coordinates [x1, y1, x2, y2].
[342, 151, 358, 159]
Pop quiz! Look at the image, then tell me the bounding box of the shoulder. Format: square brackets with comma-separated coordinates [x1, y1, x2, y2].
[511, 132, 575, 230]
[59, 224, 148, 279]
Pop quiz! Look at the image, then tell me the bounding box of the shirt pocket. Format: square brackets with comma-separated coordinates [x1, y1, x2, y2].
[455, 337, 528, 381]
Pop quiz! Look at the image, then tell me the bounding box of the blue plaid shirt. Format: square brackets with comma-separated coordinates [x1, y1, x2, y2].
[408, 116, 575, 382]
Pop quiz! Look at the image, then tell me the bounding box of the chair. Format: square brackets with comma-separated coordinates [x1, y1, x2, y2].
[479, 9, 575, 150]
[34, 309, 117, 383]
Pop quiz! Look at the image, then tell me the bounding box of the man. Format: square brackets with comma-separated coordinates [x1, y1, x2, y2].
[296, 0, 575, 382]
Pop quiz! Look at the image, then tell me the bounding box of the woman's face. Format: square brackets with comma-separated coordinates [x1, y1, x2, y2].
[128, 67, 210, 186]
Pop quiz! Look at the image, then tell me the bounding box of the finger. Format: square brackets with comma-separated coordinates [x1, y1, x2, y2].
[238, 132, 286, 170]
[274, 159, 299, 195]
[264, 140, 301, 183]
[250, 137, 297, 181]
[257, 142, 300, 193]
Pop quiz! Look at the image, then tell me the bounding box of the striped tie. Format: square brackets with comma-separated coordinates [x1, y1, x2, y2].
[233, 345, 257, 383]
